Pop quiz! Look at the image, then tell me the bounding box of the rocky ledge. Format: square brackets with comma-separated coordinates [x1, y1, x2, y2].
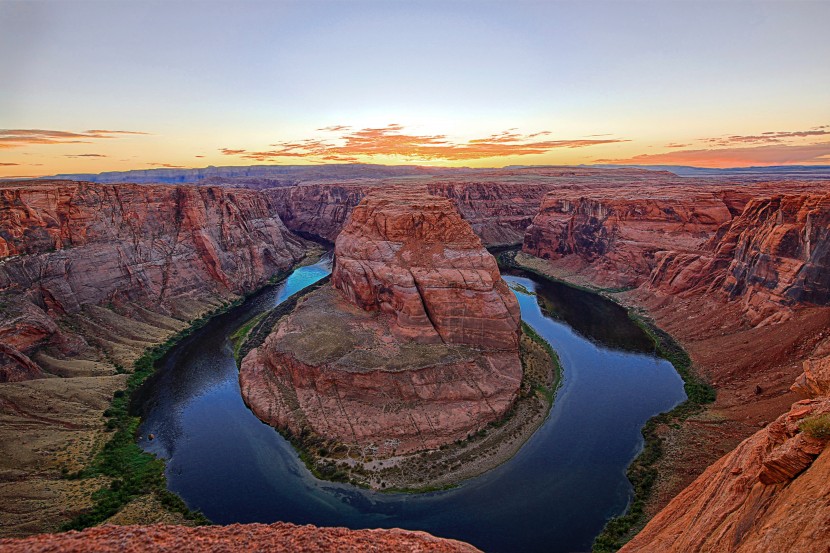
[239, 190, 556, 489]
[0, 522, 482, 552]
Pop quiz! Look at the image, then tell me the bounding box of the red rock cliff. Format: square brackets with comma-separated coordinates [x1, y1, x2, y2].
[522, 188, 736, 288]
[332, 189, 521, 350]
[240, 189, 522, 458]
[648, 192, 830, 325]
[0, 180, 306, 381]
[620, 356, 830, 553]
[0, 522, 482, 553]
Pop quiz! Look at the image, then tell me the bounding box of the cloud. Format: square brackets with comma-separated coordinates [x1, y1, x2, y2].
[317, 125, 351, 132]
[596, 142, 830, 168]
[665, 142, 691, 148]
[220, 124, 626, 163]
[0, 129, 147, 149]
[0, 162, 19, 166]
[698, 128, 830, 147]
[148, 163, 184, 168]
[195, 155, 205, 158]
[64, 153, 108, 158]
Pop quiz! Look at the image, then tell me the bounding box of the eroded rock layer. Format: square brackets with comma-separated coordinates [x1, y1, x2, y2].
[241, 287, 521, 455]
[0, 522, 482, 553]
[241, 190, 522, 456]
[0, 180, 305, 381]
[620, 362, 830, 553]
[332, 190, 521, 350]
[648, 192, 830, 324]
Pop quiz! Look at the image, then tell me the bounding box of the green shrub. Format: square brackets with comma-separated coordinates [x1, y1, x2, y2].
[800, 413, 830, 440]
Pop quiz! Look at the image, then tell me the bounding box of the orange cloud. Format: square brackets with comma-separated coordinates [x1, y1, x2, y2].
[699, 128, 829, 147]
[0, 129, 147, 149]
[148, 162, 184, 168]
[597, 142, 830, 168]
[64, 153, 108, 158]
[220, 124, 625, 163]
[0, 162, 19, 166]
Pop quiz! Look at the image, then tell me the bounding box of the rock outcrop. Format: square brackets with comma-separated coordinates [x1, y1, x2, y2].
[0, 180, 307, 536]
[332, 189, 521, 349]
[240, 190, 522, 459]
[620, 361, 830, 553]
[0, 522, 482, 553]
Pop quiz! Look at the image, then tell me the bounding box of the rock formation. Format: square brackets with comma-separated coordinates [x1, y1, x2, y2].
[0, 180, 307, 535]
[648, 192, 830, 325]
[0, 522, 482, 553]
[265, 166, 683, 246]
[240, 190, 522, 458]
[522, 188, 738, 288]
[332, 189, 521, 349]
[620, 359, 830, 553]
[0, 180, 306, 381]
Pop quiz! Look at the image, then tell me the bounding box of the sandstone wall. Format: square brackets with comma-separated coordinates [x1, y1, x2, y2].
[0, 181, 306, 381]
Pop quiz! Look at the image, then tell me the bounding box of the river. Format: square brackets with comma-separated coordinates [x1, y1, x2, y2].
[136, 255, 685, 552]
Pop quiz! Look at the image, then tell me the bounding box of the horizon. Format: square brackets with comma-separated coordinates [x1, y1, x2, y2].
[2, 0, 830, 177]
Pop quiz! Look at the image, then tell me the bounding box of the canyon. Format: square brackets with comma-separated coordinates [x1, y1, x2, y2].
[237, 190, 552, 488]
[1, 168, 829, 551]
[0, 180, 306, 535]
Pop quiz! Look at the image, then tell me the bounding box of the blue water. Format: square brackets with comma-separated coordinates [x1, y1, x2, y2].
[137, 258, 685, 553]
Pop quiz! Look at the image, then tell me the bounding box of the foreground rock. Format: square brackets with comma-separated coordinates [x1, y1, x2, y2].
[620, 360, 830, 553]
[240, 190, 540, 487]
[0, 522, 482, 553]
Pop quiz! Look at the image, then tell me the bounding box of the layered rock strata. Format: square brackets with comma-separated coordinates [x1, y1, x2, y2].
[240, 190, 522, 458]
[331, 189, 521, 349]
[0, 522, 482, 553]
[0, 180, 306, 381]
[0, 180, 307, 536]
[648, 192, 830, 325]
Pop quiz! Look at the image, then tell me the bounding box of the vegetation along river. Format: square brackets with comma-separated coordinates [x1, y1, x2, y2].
[135, 255, 685, 553]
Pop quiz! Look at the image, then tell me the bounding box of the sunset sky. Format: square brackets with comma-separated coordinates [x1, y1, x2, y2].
[2, 0, 829, 177]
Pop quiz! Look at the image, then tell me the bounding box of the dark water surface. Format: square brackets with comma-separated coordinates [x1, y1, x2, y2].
[137, 257, 685, 553]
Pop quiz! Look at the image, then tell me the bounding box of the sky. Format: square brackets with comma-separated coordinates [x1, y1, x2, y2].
[1, 0, 829, 177]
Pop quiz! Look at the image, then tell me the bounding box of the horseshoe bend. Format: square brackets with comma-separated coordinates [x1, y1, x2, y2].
[3, 3, 830, 550]
[237, 190, 558, 489]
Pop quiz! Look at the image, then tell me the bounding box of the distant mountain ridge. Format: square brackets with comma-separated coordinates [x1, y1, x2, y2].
[36, 162, 830, 184]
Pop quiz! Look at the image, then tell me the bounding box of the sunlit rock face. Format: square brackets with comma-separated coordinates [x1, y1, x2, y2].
[0, 180, 306, 381]
[620, 358, 830, 553]
[332, 189, 521, 350]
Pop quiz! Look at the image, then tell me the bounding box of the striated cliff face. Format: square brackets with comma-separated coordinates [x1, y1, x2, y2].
[0, 522, 482, 553]
[620, 356, 830, 553]
[266, 180, 555, 247]
[522, 190, 736, 288]
[332, 190, 521, 350]
[648, 192, 830, 325]
[0, 181, 306, 382]
[240, 190, 522, 459]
